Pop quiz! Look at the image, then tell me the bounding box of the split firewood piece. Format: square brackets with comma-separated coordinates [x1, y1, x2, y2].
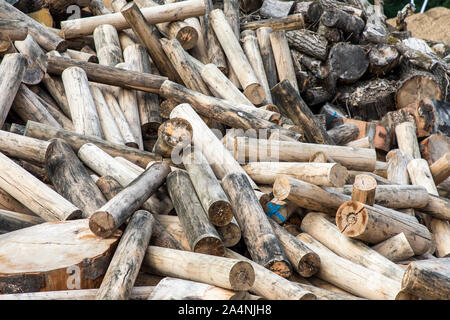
[47, 55, 167, 94]
[61, 0, 205, 38]
[327, 122, 359, 146]
[0, 53, 27, 128]
[295, 233, 405, 300]
[395, 122, 421, 159]
[321, 8, 364, 43]
[270, 31, 300, 95]
[260, 0, 294, 19]
[386, 149, 412, 185]
[256, 27, 278, 90]
[269, 219, 320, 277]
[430, 151, 450, 186]
[25, 121, 161, 168]
[0, 209, 44, 233]
[0, 19, 28, 41]
[241, 30, 273, 104]
[339, 184, 429, 210]
[143, 246, 255, 291]
[14, 35, 47, 85]
[90, 87, 124, 146]
[42, 74, 72, 119]
[407, 159, 450, 258]
[78, 143, 172, 216]
[115, 62, 143, 150]
[368, 44, 400, 76]
[241, 14, 305, 31]
[103, 92, 138, 148]
[222, 172, 291, 278]
[96, 210, 154, 300]
[152, 118, 192, 158]
[93, 24, 123, 67]
[200, 63, 253, 106]
[12, 84, 61, 129]
[336, 200, 433, 256]
[182, 149, 233, 227]
[301, 212, 405, 282]
[233, 249, 321, 300]
[286, 30, 328, 61]
[88, 160, 170, 237]
[231, 136, 376, 171]
[0, 151, 81, 221]
[395, 74, 442, 110]
[0, 130, 50, 164]
[401, 258, 450, 300]
[123, 44, 162, 137]
[120, 2, 182, 83]
[272, 80, 334, 145]
[148, 277, 248, 300]
[351, 174, 377, 206]
[0, 1, 66, 52]
[209, 9, 265, 105]
[61, 67, 103, 138]
[0, 219, 120, 294]
[0, 287, 154, 300]
[44, 138, 106, 218]
[66, 49, 99, 64]
[242, 162, 348, 187]
[167, 170, 225, 256]
[372, 233, 415, 262]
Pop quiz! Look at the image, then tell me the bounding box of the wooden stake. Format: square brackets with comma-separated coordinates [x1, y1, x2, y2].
[42, 73, 72, 119]
[386, 149, 412, 185]
[14, 34, 47, 85]
[351, 174, 377, 206]
[372, 233, 415, 262]
[96, 210, 154, 300]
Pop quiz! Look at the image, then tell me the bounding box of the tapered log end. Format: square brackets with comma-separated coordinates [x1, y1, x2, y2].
[177, 26, 199, 50]
[89, 211, 116, 238]
[208, 200, 233, 227]
[272, 175, 291, 201]
[297, 252, 321, 278]
[217, 223, 241, 247]
[243, 83, 266, 105]
[330, 164, 348, 187]
[267, 260, 292, 278]
[335, 201, 368, 237]
[229, 261, 255, 291]
[194, 236, 225, 257]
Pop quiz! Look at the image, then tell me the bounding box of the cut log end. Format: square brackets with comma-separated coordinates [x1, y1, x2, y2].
[272, 175, 291, 201]
[396, 75, 442, 109]
[335, 201, 368, 237]
[243, 83, 266, 105]
[297, 252, 321, 277]
[176, 26, 199, 50]
[267, 260, 292, 278]
[89, 211, 116, 238]
[330, 164, 348, 187]
[229, 261, 255, 291]
[217, 222, 241, 247]
[208, 200, 234, 227]
[193, 236, 225, 257]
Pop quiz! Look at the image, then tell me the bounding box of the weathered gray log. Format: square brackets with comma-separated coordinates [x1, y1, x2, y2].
[286, 30, 328, 61]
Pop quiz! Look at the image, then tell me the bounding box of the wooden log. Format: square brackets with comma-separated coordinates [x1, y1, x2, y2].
[256, 27, 278, 90]
[0, 130, 50, 165]
[270, 30, 300, 95]
[44, 138, 106, 218]
[209, 9, 266, 105]
[295, 232, 403, 300]
[0, 1, 66, 52]
[386, 149, 412, 185]
[241, 14, 305, 31]
[123, 44, 162, 137]
[0, 219, 120, 294]
[272, 80, 334, 145]
[336, 200, 433, 255]
[61, 67, 103, 138]
[166, 170, 225, 256]
[0, 151, 81, 221]
[231, 136, 376, 171]
[293, 1, 323, 24]
[286, 30, 328, 61]
[96, 210, 154, 300]
[0, 209, 43, 233]
[260, 0, 294, 19]
[327, 123, 359, 146]
[321, 8, 364, 43]
[95, 175, 124, 200]
[430, 151, 450, 186]
[351, 174, 377, 206]
[241, 30, 273, 105]
[46, 55, 167, 94]
[13, 34, 46, 85]
[120, 2, 181, 83]
[67, 49, 99, 64]
[143, 246, 255, 291]
[222, 0, 241, 89]
[88, 161, 170, 237]
[42, 74, 72, 119]
[395, 122, 421, 159]
[0, 53, 27, 128]
[222, 172, 291, 277]
[0, 19, 28, 41]
[345, 136, 371, 149]
[0, 187, 35, 216]
[372, 233, 415, 262]
[401, 258, 450, 300]
[242, 162, 347, 187]
[0, 286, 154, 300]
[182, 149, 233, 227]
[93, 24, 123, 67]
[301, 212, 405, 282]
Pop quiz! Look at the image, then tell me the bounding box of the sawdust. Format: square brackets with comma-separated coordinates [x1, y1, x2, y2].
[387, 7, 450, 45]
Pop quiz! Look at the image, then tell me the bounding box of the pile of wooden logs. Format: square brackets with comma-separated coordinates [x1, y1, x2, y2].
[0, 0, 449, 301]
